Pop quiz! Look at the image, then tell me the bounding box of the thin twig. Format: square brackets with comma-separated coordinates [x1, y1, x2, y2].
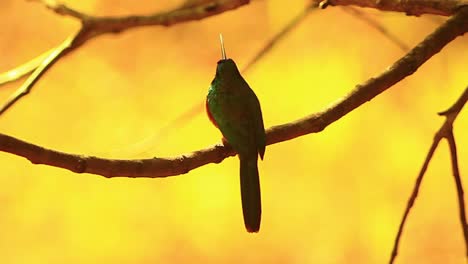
[0, 35, 75, 115]
[388, 134, 441, 263]
[241, 3, 316, 71]
[120, 102, 205, 156]
[446, 130, 468, 256]
[30, 0, 89, 19]
[0, 8, 467, 178]
[341, 6, 410, 52]
[389, 86, 468, 264]
[0, 49, 55, 85]
[443, 87, 468, 258]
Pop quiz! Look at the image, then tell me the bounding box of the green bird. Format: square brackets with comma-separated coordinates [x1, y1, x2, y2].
[206, 35, 266, 233]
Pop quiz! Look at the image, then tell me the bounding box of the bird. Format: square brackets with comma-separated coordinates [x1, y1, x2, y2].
[206, 34, 266, 233]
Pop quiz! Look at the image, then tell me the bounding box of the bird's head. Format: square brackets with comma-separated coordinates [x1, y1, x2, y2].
[215, 34, 241, 78]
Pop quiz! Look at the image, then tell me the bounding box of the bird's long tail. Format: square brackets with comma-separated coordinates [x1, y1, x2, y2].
[239, 155, 262, 233]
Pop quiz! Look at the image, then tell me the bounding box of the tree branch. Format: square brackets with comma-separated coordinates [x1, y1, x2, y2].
[0, 7, 466, 178]
[0, 35, 75, 115]
[316, 0, 468, 16]
[446, 130, 468, 256]
[0, 48, 55, 85]
[340, 6, 410, 52]
[0, 0, 250, 115]
[389, 87, 468, 264]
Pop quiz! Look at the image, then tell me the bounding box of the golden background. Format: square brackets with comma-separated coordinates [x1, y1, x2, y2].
[0, 0, 467, 263]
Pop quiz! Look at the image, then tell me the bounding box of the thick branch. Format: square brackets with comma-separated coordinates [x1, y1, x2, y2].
[38, 0, 250, 33]
[0, 7, 467, 178]
[315, 0, 468, 16]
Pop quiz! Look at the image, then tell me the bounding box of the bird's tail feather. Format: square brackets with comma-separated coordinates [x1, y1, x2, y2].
[240, 156, 262, 233]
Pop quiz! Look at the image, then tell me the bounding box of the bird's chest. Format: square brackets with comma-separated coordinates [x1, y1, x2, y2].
[208, 88, 244, 113]
[207, 87, 248, 123]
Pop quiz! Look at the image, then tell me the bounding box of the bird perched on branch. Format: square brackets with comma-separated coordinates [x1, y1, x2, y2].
[206, 34, 266, 233]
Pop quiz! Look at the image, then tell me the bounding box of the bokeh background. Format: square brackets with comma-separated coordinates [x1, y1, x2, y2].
[1, 0, 467, 263]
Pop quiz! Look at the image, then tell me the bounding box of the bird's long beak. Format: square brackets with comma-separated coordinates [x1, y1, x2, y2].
[219, 33, 227, 60]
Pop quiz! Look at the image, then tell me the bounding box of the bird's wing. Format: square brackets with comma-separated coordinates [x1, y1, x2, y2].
[212, 91, 265, 158]
[246, 89, 266, 159]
